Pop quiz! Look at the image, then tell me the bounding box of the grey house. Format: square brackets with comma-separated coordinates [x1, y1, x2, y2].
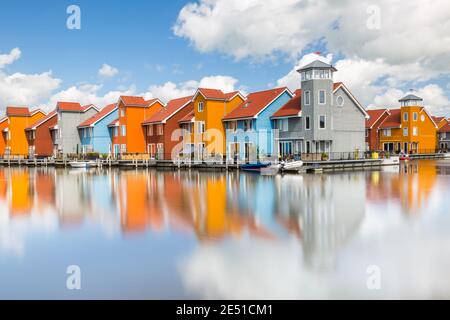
[52, 102, 99, 155]
[271, 60, 369, 160]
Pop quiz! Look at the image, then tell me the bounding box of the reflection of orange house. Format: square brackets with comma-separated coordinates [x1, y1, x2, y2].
[3, 107, 46, 157]
[111, 96, 165, 156]
[9, 170, 32, 215]
[370, 94, 438, 154]
[35, 170, 56, 210]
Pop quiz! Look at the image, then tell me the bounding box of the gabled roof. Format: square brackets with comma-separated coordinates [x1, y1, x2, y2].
[223, 87, 291, 121]
[57, 102, 83, 111]
[297, 60, 337, 72]
[432, 116, 446, 123]
[6, 106, 30, 116]
[25, 110, 57, 131]
[439, 122, 450, 133]
[379, 109, 401, 129]
[178, 110, 195, 124]
[107, 118, 120, 128]
[333, 82, 369, 118]
[142, 96, 193, 125]
[78, 103, 117, 128]
[119, 96, 165, 107]
[366, 109, 391, 129]
[194, 88, 245, 101]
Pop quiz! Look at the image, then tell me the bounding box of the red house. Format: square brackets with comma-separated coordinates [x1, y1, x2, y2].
[142, 96, 193, 160]
[365, 109, 391, 151]
[25, 110, 58, 158]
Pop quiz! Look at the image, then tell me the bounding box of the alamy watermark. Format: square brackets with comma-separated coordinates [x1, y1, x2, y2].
[366, 265, 381, 290]
[66, 5, 81, 30]
[66, 265, 82, 290]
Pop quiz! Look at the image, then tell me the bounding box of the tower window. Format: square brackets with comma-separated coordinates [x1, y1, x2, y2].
[403, 112, 408, 121]
[319, 115, 326, 129]
[413, 112, 418, 121]
[319, 90, 326, 104]
[305, 116, 311, 130]
[305, 91, 311, 105]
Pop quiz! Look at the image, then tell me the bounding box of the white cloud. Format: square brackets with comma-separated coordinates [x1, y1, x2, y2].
[0, 48, 21, 69]
[98, 64, 119, 78]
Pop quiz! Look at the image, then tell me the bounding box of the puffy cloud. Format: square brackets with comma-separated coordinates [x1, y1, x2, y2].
[0, 48, 21, 69]
[98, 64, 119, 78]
[145, 75, 240, 102]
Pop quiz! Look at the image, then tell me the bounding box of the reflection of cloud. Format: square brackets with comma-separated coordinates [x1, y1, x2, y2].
[180, 209, 450, 299]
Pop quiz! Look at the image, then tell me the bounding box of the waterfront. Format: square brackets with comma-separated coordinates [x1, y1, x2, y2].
[0, 160, 450, 299]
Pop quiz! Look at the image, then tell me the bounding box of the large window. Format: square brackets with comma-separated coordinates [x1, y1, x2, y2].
[304, 91, 311, 106]
[319, 90, 326, 104]
[383, 129, 391, 137]
[157, 124, 164, 135]
[197, 121, 205, 134]
[121, 125, 126, 137]
[227, 121, 237, 132]
[305, 116, 311, 130]
[274, 119, 288, 132]
[243, 119, 253, 132]
[319, 115, 326, 129]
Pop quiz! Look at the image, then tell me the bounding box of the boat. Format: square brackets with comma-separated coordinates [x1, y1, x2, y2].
[241, 162, 271, 172]
[381, 156, 400, 166]
[281, 160, 304, 171]
[69, 161, 97, 169]
[399, 153, 410, 161]
[261, 164, 282, 176]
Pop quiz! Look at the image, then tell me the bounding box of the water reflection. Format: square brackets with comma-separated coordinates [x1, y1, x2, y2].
[0, 160, 449, 299]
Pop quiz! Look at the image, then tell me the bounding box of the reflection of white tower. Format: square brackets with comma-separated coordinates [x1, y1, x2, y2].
[276, 174, 365, 271]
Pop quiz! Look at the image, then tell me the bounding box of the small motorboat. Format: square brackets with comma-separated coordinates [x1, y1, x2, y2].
[69, 160, 97, 169]
[381, 156, 400, 166]
[399, 153, 410, 161]
[281, 160, 304, 171]
[261, 164, 282, 176]
[241, 162, 271, 172]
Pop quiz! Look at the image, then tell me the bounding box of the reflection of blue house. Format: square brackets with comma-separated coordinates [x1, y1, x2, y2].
[223, 88, 293, 161]
[77, 103, 118, 154]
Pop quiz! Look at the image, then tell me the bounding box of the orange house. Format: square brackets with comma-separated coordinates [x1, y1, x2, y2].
[2, 107, 46, 158]
[185, 88, 244, 159]
[110, 96, 165, 157]
[374, 94, 438, 154]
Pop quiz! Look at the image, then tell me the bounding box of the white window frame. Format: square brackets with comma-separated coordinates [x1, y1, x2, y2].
[319, 115, 326, 129]
[121, 125, 126, 137]
[198, 102, 204, 112]
[403, 127, 408, 137]
[318, 90, 326, 105]
[383, 129, 391, 137]
[243, 119, 253, 132]
[413, 112, 418, 121]
[413, 127, 418, 136]
[304, 91, 311, 106]
[157, 124, 164, 136]
[403, 112, 408, 122]
[197, 121, 205, 134]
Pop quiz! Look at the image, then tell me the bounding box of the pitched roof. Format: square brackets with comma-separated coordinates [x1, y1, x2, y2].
[195, 88, 244, 101]
[297, 60, 337, 72]
[366, 109, 390, 129]
[399, 94, 423, 102]
[223, 88, 290, 121]
[432, 116, 446, 123]
[107, 118, 120, 128]
[439, 122, 450, 133]
[25, 110, 57, 131]
[6, 106, 30, 116]
[142, 96, 193, 125]
[78, 103, 117, 128]
[57, 102, 83, 111]
[178, 110, 195, 123]
[379, 109, 401, 129]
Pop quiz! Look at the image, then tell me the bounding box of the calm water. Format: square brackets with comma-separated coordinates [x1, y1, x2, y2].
[1, 160, 450, 299]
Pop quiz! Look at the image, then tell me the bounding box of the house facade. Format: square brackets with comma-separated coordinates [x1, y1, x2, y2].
[77, 103, 118, 154]
[25, 110, 58, 158]
[111, 96, 165, 157]
[223, 87, 293, 162]
[0, 117, 8, 156]
[377, 94, 438, 154]
[53, 102, 99, 156]
[271, 61, 368, 160]
[187, 88, 245, 159]
[3, 107, 46, 158]
[142, 96, 193, 160]
[438, 120, 450, 151]
[365, 109, 391, 151]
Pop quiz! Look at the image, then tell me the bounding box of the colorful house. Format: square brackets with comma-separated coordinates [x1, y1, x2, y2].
[438, 120, 450, 151]
[2, 107, 46, 158]
[25, 110, 58, 158]
[222, 87, 293, 162]
[365, 109, 391, 151]
[187, 88, 245, 159]
[374, 94, 438, 154]
[77, 103, 118, 154]
[53, 102, 100, 156]
[0, 116, 8, 156]
[110, 96, 165, 157]
[142, 96, 193, 160]
[271, 61, 368, 159]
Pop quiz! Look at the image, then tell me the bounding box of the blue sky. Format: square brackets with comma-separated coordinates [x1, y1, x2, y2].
[0, 0, 449, 116]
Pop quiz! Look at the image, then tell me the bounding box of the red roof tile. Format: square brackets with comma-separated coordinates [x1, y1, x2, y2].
[272, 90, 302, 118]
[6, 106, 30, 116]
[57, 102, 83, 111]
[432, 116, 446, 123]
[366, 109, 389, 128]
[178, 110, 195, 123]
[439, 122, 450, 133]
[196, 88, 243, 101]
[223, 88, 288, 120]
[25, 110, 57, 130]
[107, 118, 119, 127]
[142, 96, 193, 125]
[379, 109, 401, 129]
[78, 104, 117, 128]
[120, 96, 147, 106]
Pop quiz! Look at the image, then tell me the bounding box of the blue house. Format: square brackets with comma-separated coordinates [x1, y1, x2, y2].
[77, 103, 118, 154]
[223, 87, 293, 162]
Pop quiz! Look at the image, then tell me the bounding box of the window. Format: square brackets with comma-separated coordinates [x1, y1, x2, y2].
[413, 127, 418, 136]
[413, 112, 418, 121]
[198, 102, 204, 112]
[305, 91, 311, 105]
[197, 121, 205, 134]
[383, 129, 391, 137]
[243, 119, 253, 131]
[337, 96, 344, 107]
[148, 144, 156, 156]
[305, 116, 311, 130]
[319, 90, 326, 104]
[403, 127, 408, 136]
[121, 125, 126, 137]
[148, 125, 154, 136]
[120, 144, 127, 153]
[280, 119, 288, 132]
[114, 127, 118, 137]
[365, 129, 369, 137]
[227, 121, 237, 132]
[403, 112, 408, 121]
[120, 108, 125, 118]
[319, 115, 326, 129]
[157, 124, 164, 135]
